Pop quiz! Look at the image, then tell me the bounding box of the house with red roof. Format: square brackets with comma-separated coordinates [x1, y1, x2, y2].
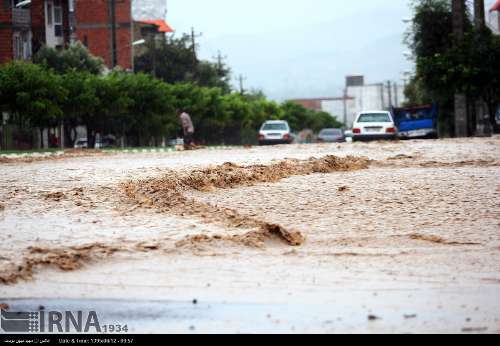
[74, 0, 173, 70]
[0, 0, 174, 69]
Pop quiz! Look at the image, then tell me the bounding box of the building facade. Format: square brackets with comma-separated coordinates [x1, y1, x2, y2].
[75, 0, 133, 69]
[0, 0, 173, 69]
[0, 0, 71, 64]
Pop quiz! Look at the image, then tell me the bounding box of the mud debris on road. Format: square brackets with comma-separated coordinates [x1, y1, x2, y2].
[0, 138, 499, 333]
[122, 155, 368, 247]
[0, 243, 123, 285]
[0, 149, 113, 164]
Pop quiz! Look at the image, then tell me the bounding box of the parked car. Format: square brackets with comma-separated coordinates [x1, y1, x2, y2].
[352, 111, 397, 141]
[258, 120, 293, 145]
[95, 137, 115, 149]
[317, 128, 346, 143]
[168, 138, 184, 146]
[74, 138, 88, 149]
[74, 137, 115, 149]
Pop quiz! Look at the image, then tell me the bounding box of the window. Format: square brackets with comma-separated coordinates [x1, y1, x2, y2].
[22, 32, 31, 59]
[54, 5, 62, 24]
[13, 31, 32, 60]
[262, 123, 289, 131]
[54, 25, 63, 37]
[357, 113, 392, 123]
[53, 0, 63, 37]
[13, 34, 23, 60]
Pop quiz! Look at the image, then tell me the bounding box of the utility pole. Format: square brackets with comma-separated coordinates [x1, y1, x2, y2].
[109, 0, 118, 68]
[238, 75, 246, 95]
[343, 88, 348, 129]
[191, 27, 201, 78]
[387, 81, 393, 109]
[379, 83, 385, 109]
[452, 0, 467, 137]
[394, 83, 399, 108]
[215, 50, 226, 77]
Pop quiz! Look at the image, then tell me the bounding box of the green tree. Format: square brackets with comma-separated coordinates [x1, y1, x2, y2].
[33, 43, 105, 75]
[60, 71, 100, 146]
[116, 73, 175, 146]
[405, 0, 472, 135]
[135, 34, 194, 83]
[197, 60, 232, 93]
[0, 62, 66, 147]
[135, 34, 232, 92]
[421, 29, 500, 129]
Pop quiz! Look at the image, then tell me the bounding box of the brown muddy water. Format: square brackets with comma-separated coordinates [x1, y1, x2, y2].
[1, 138, 499, 333]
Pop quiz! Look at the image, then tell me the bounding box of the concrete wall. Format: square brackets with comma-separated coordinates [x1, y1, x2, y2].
[320, 99, 351, 124]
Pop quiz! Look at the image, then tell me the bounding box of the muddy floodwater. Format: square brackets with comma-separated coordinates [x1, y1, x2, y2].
[1, 138, 499, 333]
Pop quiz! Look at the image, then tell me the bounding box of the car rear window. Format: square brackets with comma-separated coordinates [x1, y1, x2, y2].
[357, 113, 392, 123]
[263, 123, 288, 131]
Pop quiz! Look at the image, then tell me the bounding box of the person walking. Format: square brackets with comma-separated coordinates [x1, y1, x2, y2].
[179, 110, 195, 149]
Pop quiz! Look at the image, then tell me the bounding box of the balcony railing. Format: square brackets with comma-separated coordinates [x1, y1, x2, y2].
[12, 8, 31, 29]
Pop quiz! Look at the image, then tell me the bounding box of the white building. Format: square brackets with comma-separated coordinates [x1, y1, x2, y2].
[290, 76, 406, 129]
[345, 81, 406, 128]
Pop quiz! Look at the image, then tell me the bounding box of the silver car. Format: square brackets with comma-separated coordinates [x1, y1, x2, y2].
[317, 128, 346, 143]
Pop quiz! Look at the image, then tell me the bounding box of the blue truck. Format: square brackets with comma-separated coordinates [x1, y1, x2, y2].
[391, 104, 438, 139]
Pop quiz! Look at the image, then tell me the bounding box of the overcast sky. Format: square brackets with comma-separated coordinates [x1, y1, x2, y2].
[166, 0, 498, 100]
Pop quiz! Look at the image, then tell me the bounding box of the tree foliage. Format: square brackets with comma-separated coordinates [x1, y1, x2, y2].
[0, 62, 341, 148]
[134, 34, 232, 93]
[33, 43, 105, 75]
[0, 62, 66, 130]
[406, 0, 499, 134]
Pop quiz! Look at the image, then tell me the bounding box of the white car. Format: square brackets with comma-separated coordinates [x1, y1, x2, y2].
[258, 120, 293, 145]
[74, 138, 88, 149]
[352, 111, 397, 141]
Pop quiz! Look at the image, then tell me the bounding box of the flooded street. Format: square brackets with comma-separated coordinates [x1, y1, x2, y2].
[1, 137, 499, 333]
